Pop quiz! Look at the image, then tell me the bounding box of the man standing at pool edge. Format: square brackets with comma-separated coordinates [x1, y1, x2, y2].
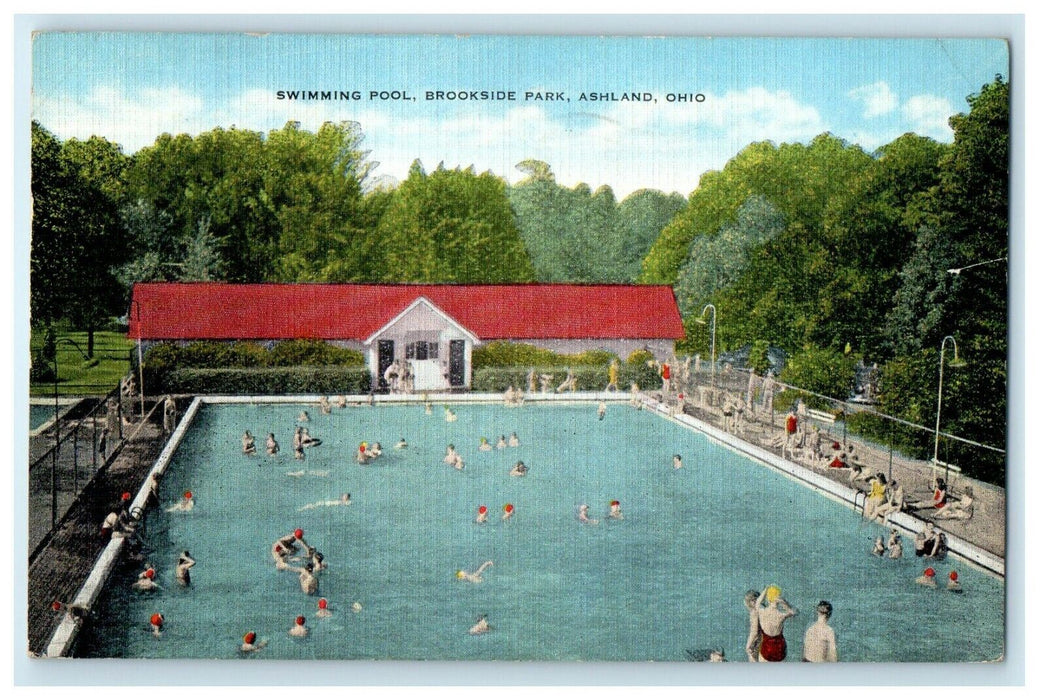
[756, 585, 796, 662]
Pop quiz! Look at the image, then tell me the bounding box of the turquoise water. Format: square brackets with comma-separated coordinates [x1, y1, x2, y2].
[76, 402, 1004, 661]
[30, 404, 58, 430]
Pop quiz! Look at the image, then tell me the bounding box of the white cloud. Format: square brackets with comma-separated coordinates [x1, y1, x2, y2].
[848, 81, 899, 118]
[903, 94, 955, 140]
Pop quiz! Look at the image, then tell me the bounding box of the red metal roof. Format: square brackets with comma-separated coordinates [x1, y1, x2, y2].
[128, 283, 684, 342]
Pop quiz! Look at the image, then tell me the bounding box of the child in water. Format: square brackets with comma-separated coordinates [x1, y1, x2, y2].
[166, 491, 195, 512]
[872, 536, 885, 557]
[608, 500, 623, 519]
[475, 505, 488, 523]
[289, 615, 309, 637]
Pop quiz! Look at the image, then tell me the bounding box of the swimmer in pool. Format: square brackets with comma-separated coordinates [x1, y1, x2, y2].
[608, 500, 623, 519]
[508, 432, 520, 447]
[455, 560, 494, 583]
[316, 598, 332, 617]
[298, 410, 310, 423]
[445, 407, 457, 422]
[241, 631, 267, 653]
[131, 567, 160, 592]
[175, 551, 195, 586]
[149, 613, 164, 637]
[287, 562, 319, 594]
[425, 402, 433, 415]
[242, 430, 257, 455]
[335, 395, 347, 409]
[509, 461, 527, 477]
[502, 504, 515, 521]
[299, 493, 352, 511]
[475, 505, 489, 523]
[443, 444, 459, 465]
[452, 454, 465, 471]
[166, 491, 195, 512]
[479, 437, 493, 452]
[496, 435, 507, 449]
[887, 530, 903, 559]
[395, 437, 408, 449]
[673, 454, 683, 470]
[301, 428, 321, 447]
[597, 402, 607, 420]
[946, 571, 963, 593]
[365, 441, 382, 458]
[578, 504, 599, 524]
[469, 614, 491, 635]
[916, 567, 937, 587]
[872, 536, 885, 557]
[306, 547, 327, 572]
[319, 396, 331, 415]
[357, 442, 370, 464]
[289, 615, 309, 637]
[266, 433, 280, 456]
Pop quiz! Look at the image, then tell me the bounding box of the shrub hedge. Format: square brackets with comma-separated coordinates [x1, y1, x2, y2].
[472, 364, 660, 393]
[161, 367, 372, 395]
[471, 341, 619, 369]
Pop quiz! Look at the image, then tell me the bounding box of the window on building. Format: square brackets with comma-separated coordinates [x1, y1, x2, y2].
[405, 341, 439, 360]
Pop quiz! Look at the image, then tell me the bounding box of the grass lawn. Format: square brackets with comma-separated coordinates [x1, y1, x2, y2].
[30, 329, 135, 396]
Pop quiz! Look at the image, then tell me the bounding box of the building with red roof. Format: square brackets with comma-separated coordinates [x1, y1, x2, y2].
[129, 283, 684, 390]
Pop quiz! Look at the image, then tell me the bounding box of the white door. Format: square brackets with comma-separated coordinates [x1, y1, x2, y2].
[411, 359, 446, 391]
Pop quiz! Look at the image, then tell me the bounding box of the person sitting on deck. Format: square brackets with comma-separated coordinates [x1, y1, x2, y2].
[873, 480, 906, 521]
[862, 474, 889, 519]
[934, 486, 975, 520]
[909, 477, 948, 510]
[556, 368, 578, 393]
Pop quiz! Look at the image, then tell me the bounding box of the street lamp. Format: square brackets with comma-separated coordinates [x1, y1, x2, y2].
[947, 256, 1007, 275]
[697, 304, 717, 401]
[51, 337, 89, 529]
[933, 335, 966, 481]
[129, 299, 145, 421]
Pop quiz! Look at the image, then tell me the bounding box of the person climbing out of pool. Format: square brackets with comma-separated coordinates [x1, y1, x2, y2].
[502, 503, 515, 521]
[299, 493, 352, 511]
[578, 504, 599, 525]
[475, 505, 489, 523]
[509, 461, 527, 477]
[166, 491, 195, 512]
[149, 612, 165, 637]
[242, 430, 257, 455]
[743, 589, 762, 662]
[509, 432, 520, 447]
[469, 614, 491, 635]
[916, 567, 937, 587]
[887, 530, 903, 559]
[455, 560, 494, 583]
[175, 551, 195, 586]
[316, 598, 332, 618]
[240, 631, 267, 652]
[597, 402, 607, 420]
[266, 433, 280, 456]
[289, 615, 309, 637]
[946, 570, 963, 593]
[755, 585, 796, 662]
[871, 536, 886, 557]
[131, 567, 160, 592]
[496, 435, 507, 449]
[801, 601, 838, 662]
[608, 500, 623, 519]
[479, 437, 493, 452]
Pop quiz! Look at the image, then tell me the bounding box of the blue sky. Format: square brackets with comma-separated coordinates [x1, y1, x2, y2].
[32, 33, 1009, 197]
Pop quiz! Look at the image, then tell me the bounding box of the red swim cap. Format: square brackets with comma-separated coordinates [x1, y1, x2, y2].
[244, 631, 256, 644]
[121, 492, 131, 501]
[504, 504, 513, 512]
[150, 613, 164, 627]
[294, 528, 304, 539]
[318, 598, 328, 610]
[611, 500, 620, 506]
[832, 442, 841, 450]
[296, 616, 306, 626]
[949, 571, 959, 581]
[924, 568, 936, 577]
[184, 491, 192, 500]
[51, 601, 62, 611]
[145, 568, 155, 579]
[478, 505, 488, 514]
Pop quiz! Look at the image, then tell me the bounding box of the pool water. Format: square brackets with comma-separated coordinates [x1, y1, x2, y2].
[76, 402, 1004, 661]
[30, 404, 59, 431]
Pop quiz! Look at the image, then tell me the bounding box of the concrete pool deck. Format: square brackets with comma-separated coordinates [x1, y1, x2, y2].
[32, 391, 1007, 657]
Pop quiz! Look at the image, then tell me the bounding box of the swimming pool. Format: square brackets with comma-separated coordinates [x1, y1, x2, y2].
[75, 401, 1004, 662]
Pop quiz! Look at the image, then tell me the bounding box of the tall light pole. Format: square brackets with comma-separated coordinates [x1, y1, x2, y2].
[933, 335, 965, 481]
[698, 304, 717, 401]
[51, 337, 89, 529]
[130, 299, 145, 421]
[947, 257, 1007, 275]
